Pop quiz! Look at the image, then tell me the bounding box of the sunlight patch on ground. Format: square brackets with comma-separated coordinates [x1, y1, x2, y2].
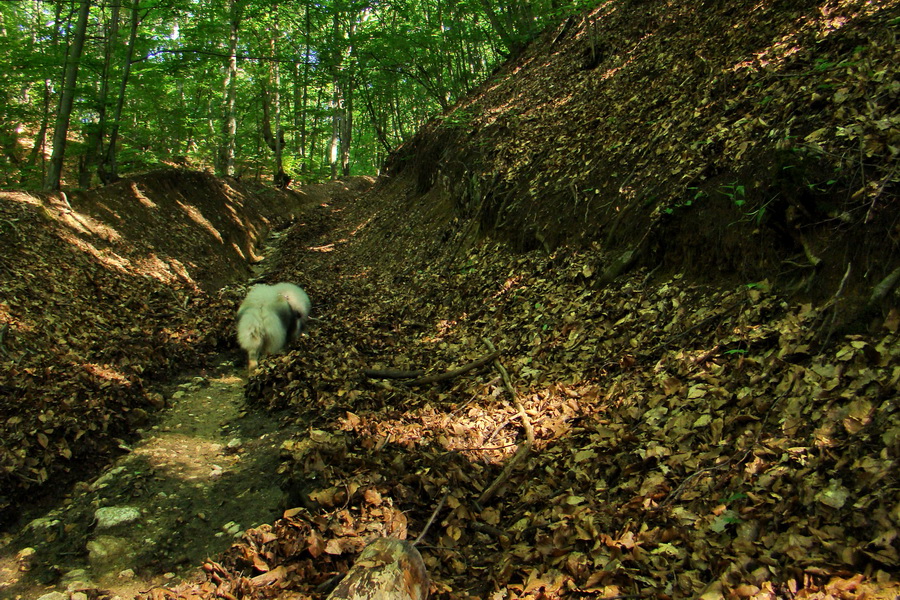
[55, 230, 134, 274]
[731, 0, 885, 74]
[57, 207, 123, 243]
[131, 432, 230, 481]
[349, 215, 374, 236]
[3, 190, 200, 288]
[130, 182, 158, 209]
[81, 363, 132, 384]
[176, 201, 223, 243]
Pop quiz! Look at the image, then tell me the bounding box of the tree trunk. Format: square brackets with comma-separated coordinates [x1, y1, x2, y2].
[272, 33, 288, 188]
[340, 82, 352, 177]
[219, 0, 242, 177]
[294, 3, 310, 176]
[80, 0, 120, 188]
[43, 0, 92, 191]
[326, 538, 428, 600]
[329, 79, 341, 181]
[99, 0, 140, 184]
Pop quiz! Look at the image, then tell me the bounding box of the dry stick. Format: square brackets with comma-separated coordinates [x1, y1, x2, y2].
[478, 339, 534, 506]
[822, 261, 852, 347]
[413, 492, 448, 546]
[404, 350, 500, 386]
[363, 368, 426, 379]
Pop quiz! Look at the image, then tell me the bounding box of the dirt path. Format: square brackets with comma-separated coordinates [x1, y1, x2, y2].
[0, 358, 293, 600]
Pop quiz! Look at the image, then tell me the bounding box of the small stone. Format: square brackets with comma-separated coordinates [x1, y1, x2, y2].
[225, 522, 242, 536]
[118, 568, 135, 579]
[72, 593, 89, 600]
[226, 438, 243, 450]
[95, 506, 142, 529]
[16, 547, 36, 571]
[36, 592, 67, 600]
[87, 536, 136, 573]
[146, 392, 167, 409]
[164, 572, 176, 579]
[172, 390, 186, 399]
[27, 517, 60, 531]
[61, 568, 92, 587]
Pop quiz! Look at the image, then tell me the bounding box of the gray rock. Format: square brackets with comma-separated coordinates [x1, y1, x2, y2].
[27, 517, 60, 531]
[94, 506, 141, 529]
[36, 592, 67, 600]
[92, 466, 127, 490]
[61, 568, 92, 587]
[86, 535, 136, 574]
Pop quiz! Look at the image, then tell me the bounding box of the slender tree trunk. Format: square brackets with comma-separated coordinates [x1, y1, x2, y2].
[272, 39, 287, 187]
[359, 79, 391, 154]
[79, 0, 120, 188]
[308, 86, 324, 175]
[340, 83, 352, 176]
[260, 28, 288, 188]
[219, 0, 242, 177]
[329, 80, 340, 180]
[99, 0, 140, 184]
[328, 8, 342, 181]
[43, 0, 92, 191]
[25, 0, 59, 177]
[27, 81, 51, 174]
[295, 3, 310, 176]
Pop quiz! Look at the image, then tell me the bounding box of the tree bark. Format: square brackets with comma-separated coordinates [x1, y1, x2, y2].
[43, 0, 92, 191]
[80, 0, 120, 188]
[219, 0, 242, 177]
[99, 0, 140, 184]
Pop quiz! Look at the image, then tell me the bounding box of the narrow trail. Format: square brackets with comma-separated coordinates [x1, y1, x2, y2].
[0, 357, 293, 600]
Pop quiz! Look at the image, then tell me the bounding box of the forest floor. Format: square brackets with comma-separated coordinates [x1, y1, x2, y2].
[0, 167, 898, 600]
[0, 357, 288, 599]
[1, 0, 898, 598]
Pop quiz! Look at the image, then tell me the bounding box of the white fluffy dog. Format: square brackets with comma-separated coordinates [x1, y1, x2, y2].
[236, 283, 311, 372]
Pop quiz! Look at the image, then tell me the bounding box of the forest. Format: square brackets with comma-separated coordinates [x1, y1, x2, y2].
[1, 0, 899, 598]
[0, 0, 591, 189]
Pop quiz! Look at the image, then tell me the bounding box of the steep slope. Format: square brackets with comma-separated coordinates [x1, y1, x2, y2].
[385, 0, 899, 324]
[0, 171, 371, 526]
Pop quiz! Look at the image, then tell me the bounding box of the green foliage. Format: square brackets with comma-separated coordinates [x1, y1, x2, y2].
[442, 109, 476, 130]
[0, 0, 587, 187]
[718, 182, 746, 207]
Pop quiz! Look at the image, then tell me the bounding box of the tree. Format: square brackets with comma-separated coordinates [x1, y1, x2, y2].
[97, 0, 141, 184]
[218, 0, 244, 177]
[44, 0, 92, 191]
[8, 0, 587, 189]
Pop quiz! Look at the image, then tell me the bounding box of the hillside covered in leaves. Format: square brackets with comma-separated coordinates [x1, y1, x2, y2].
[389, 0, 899, 321]
[1, 0, 898, 599]
[0, 172, 371, 524]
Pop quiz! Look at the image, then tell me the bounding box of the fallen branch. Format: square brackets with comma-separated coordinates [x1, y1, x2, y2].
[363, 368, 426, 379]
[413, 492, 448, 546]
[478, 340, 534, 505]
[404, 350, 500, 386]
